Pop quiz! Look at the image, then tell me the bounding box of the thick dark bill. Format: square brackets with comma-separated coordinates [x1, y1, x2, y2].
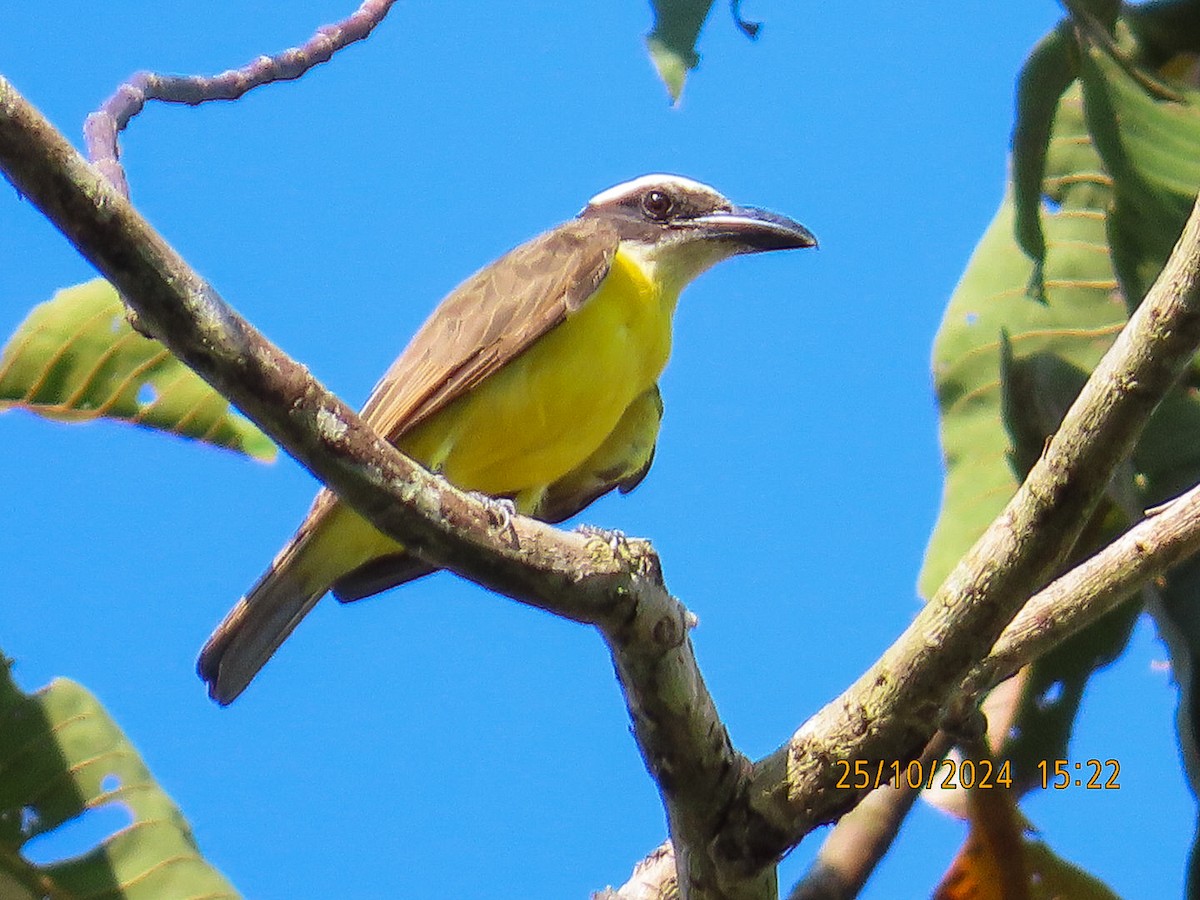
[693, 205, 818, 252]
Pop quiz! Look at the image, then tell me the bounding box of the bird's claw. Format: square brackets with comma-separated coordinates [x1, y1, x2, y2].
[575, 523, 627, 553]
[469, 492, 519, 544]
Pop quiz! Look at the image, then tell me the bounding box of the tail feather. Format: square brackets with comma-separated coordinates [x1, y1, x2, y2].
[331, 552, 436, 604]
[198, 539, 326, 705]
[201, 496, 407, 704]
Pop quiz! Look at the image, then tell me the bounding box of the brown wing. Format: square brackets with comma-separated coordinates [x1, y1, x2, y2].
[359, 217, 620, 441]
[297, 216, 619, 561]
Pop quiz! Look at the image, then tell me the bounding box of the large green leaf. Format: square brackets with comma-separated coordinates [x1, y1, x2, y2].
[920, 70, 1138, 788]
[921, 80, 1126, 599]
[926, 7, 1200, 886]
[1078, 28, 1200, 306]
[0, 655, 238, 898]
[0, 279, 276, 461]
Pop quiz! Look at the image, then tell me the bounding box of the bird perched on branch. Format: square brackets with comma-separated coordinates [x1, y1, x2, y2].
[198, 174, 816, 704]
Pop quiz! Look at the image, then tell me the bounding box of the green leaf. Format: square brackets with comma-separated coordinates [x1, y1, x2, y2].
[1072, 17, 1200, 500]
[926, 7, 1200, 817]
[645, 0, 715, 102]
[0, 656, 239, 898]
[921, 80, 1126, 599]
[0, 279, 276, 461]
[1062, 0, 1121, 33]
[920, 76, 1139, 786]
[1071, 22, 1200, 890]
[1076, 32, 1199, 304]
[1011, 22, 1077, 281]
[1125, 1, 1200, 63]
[1075, 26, 1200, 506]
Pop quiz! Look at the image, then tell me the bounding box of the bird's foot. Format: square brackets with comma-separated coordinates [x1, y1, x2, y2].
[469, 492, 519, 545]
[575, 523, 627, 553]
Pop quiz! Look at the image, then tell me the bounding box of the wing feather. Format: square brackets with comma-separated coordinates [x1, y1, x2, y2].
[359, 217, 620, 441]
[293, 217, 620, 545]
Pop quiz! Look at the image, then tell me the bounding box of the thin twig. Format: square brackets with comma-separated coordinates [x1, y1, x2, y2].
[965, 482, 1200, 698]
[598, 842, 677, 900]
[83, 0, 398, 196]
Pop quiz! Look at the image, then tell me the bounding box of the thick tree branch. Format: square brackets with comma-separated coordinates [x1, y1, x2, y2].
[715, 191, 1200, 871]
[83, 0, 398, 197]
[17, 30, 1200, 889]
[772, 480, 1200, 898]
[786, 732, 955, 900]
[0, 77, 760, 899]
[598, 842, 677, 900]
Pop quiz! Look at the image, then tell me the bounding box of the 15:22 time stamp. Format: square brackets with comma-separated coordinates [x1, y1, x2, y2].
[1037, 759, 1120, 790]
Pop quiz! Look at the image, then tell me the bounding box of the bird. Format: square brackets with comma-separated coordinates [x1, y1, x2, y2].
[198, 174, 816, 704]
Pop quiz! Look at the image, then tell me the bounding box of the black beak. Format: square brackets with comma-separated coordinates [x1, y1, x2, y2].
[691, 205, 818, 253]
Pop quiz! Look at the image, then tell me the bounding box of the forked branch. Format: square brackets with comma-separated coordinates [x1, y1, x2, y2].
[0, 75, 767, 900]
[11, 16, 1200, 892]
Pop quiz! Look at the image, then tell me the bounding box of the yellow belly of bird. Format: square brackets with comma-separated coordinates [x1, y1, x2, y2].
[299, 249, 676, 586]
[404, 253, 672, 498]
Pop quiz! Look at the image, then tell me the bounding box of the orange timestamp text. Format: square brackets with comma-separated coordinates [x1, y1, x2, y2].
[834, 758, 1014, 791]
[1036, 759, 1120, 790]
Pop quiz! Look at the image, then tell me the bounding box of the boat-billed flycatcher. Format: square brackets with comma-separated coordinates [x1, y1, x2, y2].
[199, 174, 816, 704]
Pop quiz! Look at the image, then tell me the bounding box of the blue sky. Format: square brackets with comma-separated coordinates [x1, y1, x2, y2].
[0, 2, 1190, 897]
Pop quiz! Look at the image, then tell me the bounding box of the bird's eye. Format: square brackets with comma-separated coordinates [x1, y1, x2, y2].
[641, 189, 673, 221]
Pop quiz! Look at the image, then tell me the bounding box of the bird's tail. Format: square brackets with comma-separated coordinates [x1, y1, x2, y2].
[197, 530, 328, 706]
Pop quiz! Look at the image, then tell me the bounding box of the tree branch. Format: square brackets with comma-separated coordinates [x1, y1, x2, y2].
[82, 0, 399, 197]
[715, 190, 1200, 871]
[771, 479, 1200, 898]
[965, 481, 1200, 699]
[597, 842, 677, 900]
[0, 76, 762, 899]
[786, 732, 955, 900]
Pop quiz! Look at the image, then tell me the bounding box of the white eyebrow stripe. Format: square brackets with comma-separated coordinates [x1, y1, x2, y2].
[585, 174, 723, 207]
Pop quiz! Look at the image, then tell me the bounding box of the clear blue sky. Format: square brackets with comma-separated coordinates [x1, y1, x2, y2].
[1, 2, 1189, 897]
